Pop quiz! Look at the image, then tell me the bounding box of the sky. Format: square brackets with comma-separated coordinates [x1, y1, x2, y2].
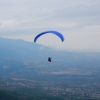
[0, 0, 100, 52]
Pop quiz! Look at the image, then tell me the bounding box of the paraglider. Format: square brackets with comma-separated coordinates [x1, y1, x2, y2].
[34, 30, 64, 62]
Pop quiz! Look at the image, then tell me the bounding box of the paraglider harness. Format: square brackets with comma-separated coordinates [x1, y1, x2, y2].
[48, 57, 52, 62]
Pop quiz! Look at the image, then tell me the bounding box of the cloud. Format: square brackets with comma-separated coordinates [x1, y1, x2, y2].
[0, 0, 100, 51]
[0, 0, 100, 30]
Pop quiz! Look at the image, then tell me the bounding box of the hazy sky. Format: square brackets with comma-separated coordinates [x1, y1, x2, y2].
[0, 0, 100, 52]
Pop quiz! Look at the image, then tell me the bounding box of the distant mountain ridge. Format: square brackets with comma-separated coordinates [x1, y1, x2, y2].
[0, 37, 54, 60]
[1, 37, 99, 61]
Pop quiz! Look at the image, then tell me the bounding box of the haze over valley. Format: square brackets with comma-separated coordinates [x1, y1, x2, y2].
[0, 37, 100, 100]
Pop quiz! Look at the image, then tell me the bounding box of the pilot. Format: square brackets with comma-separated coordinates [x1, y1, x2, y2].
[48, 57, 52, 62]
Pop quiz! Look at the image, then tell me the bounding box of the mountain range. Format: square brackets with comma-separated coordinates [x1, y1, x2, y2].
[0, 37, 56, 60]
[0, 37, 100, 62]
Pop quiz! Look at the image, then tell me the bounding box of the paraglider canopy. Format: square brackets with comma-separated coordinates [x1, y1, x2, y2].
[34, 30, 64, 42]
